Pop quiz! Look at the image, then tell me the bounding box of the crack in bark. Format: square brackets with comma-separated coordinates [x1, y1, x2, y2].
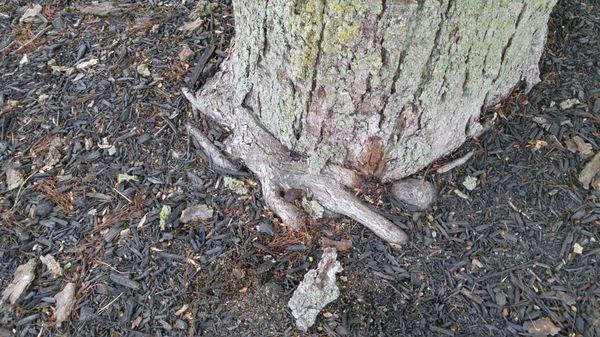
[300, 0, 328, 142]
[492, 3, 527, 84]
[377, 0, 425, 131]
[257, 0, 270, 64]
[412, 0, 452, 106]
[461, 44, 473, 94]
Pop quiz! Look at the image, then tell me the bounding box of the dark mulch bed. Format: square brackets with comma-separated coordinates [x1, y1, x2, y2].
[1, 1, 599, 336]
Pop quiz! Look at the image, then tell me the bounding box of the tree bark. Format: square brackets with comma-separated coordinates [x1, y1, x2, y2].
[184, 0, 557, 244]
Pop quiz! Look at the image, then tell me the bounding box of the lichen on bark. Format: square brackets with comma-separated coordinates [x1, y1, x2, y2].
[232, 0, 556, 181]
[185, 0, 557, 244]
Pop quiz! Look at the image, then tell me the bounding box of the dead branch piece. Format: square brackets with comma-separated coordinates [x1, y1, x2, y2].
[436, 150, 475, 174]
[182, 61, 408, 244]
[288, 247, 342, 331]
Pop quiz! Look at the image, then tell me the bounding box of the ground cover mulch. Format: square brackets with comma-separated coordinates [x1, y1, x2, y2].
[0, 1, 599, 336]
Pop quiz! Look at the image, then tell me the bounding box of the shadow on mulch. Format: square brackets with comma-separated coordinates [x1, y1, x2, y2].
[1, 0, 599, 336]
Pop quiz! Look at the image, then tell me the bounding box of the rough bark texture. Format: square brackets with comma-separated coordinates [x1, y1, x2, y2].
[233, 0, 556, 181]
[184, 0, 556, 243]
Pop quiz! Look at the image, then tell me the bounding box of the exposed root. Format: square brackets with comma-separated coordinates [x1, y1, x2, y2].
[185, 124, 238, 172]
[183, 62, 408, 245]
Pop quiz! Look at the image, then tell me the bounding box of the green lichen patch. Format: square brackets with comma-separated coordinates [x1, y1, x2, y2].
[223, 176, 250, 195]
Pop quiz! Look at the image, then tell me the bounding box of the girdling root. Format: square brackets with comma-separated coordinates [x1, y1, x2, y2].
[183, 61, 408, 245]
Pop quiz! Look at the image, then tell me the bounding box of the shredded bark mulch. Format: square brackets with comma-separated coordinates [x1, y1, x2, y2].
[1, 1, 599, 336]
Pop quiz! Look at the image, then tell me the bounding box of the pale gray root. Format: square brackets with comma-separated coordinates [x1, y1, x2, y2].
[183, 63, 408, 244]
[185, 124, 237, 172]
[288, 247, 342, 332]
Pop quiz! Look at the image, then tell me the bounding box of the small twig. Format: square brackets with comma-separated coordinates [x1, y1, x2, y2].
[508, 199, 530, 220]
[437, 150, 475, 174]
[97, 292, 123, 314]
[13, 25, 52, 53]
[9, 169, 39, 213]
[113, 187, 132, 203]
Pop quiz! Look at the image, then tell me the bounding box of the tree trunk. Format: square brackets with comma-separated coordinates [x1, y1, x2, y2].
[184, 0, 557, 244]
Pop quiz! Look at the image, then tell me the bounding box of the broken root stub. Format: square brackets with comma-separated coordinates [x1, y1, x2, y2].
[183, 62, 408, 245]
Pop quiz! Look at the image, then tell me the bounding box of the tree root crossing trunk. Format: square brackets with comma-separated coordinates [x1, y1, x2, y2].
[183, 62, 408, 245]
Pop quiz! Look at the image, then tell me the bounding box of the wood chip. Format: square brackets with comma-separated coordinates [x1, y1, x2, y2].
[80, 2, 127, 17]
[4, 165, 24, 191]
[1, 259, 36, 305]
[321, 237, 352, 252]
[579, 152, 600, 189]
[54, 283, 76, 327]
[523, 317, 560, 337]
[40, 254, 62, 277]
[178, 17, 204, 33]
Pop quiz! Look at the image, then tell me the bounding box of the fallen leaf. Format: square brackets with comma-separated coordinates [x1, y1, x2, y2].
[523, 317, 560, 337]
[529, 140, 548, 152]
[40, 254, 62, 277]
[565, 135, 593, 158]
[179, 44, 195, 62]
[532, 116, 551, 130]
[453, 189, 470, 200]
[76, 58, 98, 69]
[471, 258, 484, 270]
[50, 64, 75, 75]
[137, 64, 151, 77]
[136, 213, 147, 229]
[180, 204, 213, 223]
[19, 4, 46, 24]
[462, 176, 477, 191]
[159, 205, 171, 230]
[178, 17, 204, 33]
[579, 153, 600, 189]
[175, 304, 189, 316]
[131, 316, 143, 329]
[117, 173, 138, 183]
[1, 259, 36, 305]
[54, 283, 76, 327]
[5, 166, 24, 191]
